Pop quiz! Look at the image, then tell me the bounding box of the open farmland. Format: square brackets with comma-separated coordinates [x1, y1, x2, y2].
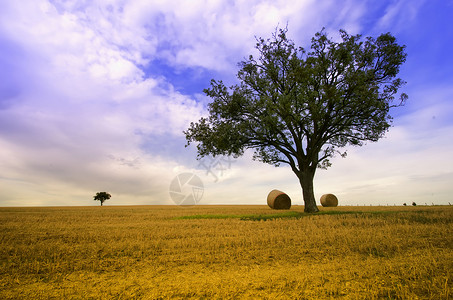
[1, 205, 452, 299]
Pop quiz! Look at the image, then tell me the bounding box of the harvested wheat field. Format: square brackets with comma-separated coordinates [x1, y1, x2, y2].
[0, 205, 452, 299]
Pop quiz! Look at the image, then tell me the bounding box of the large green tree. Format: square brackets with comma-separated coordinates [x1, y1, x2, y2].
[184, 28, 407, 213]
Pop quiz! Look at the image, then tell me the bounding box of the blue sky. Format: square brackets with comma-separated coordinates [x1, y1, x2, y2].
[1, 0, 452, 207]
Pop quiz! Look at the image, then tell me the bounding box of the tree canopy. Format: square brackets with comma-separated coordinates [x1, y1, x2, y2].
[93, 192, 111, 206]
[185, 28, 407, 212]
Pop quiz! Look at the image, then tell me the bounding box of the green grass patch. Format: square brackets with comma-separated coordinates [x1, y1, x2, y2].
[174, 214, 240, 220]
[174, 211, 302, 220]
[173, 209, 439, 221]
[239, 211, 301, 221]
[173, 209, 437, 221]
[174, 210, 379, 221]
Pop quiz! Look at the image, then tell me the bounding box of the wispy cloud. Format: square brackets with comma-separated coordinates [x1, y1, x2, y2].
[375, 0, 427, 33]
[0, 0, 451, 206]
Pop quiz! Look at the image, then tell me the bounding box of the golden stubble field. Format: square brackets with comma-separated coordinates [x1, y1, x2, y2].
[0, 205, 452, 299]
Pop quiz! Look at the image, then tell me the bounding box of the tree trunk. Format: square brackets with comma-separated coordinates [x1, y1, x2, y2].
[298, 171, 319, 213]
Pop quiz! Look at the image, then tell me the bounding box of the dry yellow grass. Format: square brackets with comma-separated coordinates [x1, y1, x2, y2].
[0, 205, 452, 299]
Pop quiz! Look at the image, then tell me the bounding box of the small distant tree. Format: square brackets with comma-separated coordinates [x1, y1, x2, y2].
[93, 192, 111, 206]
[412, 202, 417, 206]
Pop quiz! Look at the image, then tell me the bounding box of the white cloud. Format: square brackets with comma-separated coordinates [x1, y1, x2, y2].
[375, 0, 427, 33]
[312, 86, 453, 206]
[192, 83, 453, 207]
[0, 0, 451, 207]
[0, 0, 209, 205]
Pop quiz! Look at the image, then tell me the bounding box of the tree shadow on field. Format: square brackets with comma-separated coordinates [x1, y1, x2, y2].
[173, 208, 448, 222]
[175, 210, 390, 221]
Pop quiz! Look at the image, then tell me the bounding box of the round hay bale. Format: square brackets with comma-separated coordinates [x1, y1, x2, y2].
[267, 190, 291, 209]
[320, 194, 338, 207]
